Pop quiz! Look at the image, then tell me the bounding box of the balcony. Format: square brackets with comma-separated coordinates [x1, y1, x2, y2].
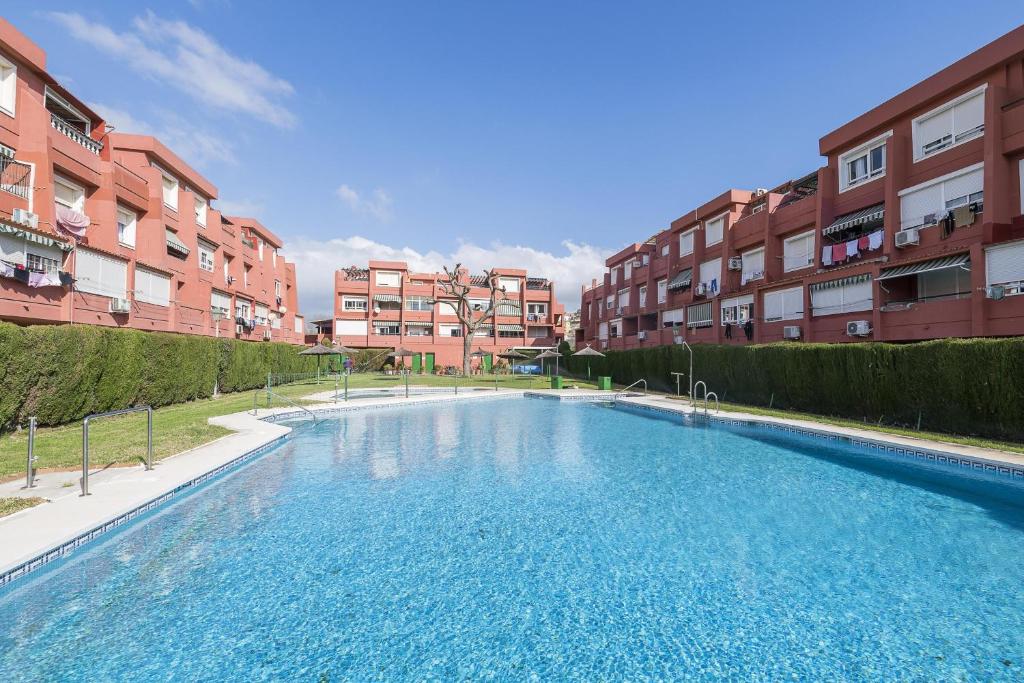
[0, 155, 32, 201]
[50, 113, 103, 155]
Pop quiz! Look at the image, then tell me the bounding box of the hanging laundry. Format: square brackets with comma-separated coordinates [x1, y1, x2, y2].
[710, 278, 718, 295]
[724, 323, 733, 339]
[58, 271, 75, 287]
[846, 239, 860, 259]
[27, 271, 47, 287]
[743, 320, 754, 341]
[868, 230, 883, 251]
[55, 205, 90, 241]
[858, 235, 870, 251]
[0, 262, 15, 278]
[831, 243, 846, 263]
[952, 205, 975, 229]
[40, 271, 62, 287]
[12, 267, 30, 284]
[821, 245, 833, 266]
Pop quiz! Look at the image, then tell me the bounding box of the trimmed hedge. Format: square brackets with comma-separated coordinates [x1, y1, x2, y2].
[0, 322, 316, 431]
[566, 338, 1024, 441]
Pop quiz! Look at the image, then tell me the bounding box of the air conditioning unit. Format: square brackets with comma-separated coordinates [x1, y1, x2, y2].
[783, 325, 801, 340]
[638, 330, 647, 341]
[235, 324, 243, 335]
[846, 320, 872, 337]
[12, 208, 38, 229]
[728, 257, 743, 271]
[109, 297, 130, 314]
[673, 335, 683, 345]
[894, 228, 919, 248]
[632, 259, 643, 268]
[694, 283, 708, 297]
[985, 285, 1006, 301]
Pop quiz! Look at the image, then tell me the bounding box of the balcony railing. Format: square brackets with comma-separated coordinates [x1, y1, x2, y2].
[0, 155, 32, 200]
[50, 113, 103, 155]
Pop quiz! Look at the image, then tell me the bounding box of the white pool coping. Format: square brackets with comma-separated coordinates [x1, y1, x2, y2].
[2, 388, 1021, 587]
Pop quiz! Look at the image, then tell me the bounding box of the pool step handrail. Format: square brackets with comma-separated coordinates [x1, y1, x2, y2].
[692, 380, 708, 408]
[614, 379, 647, 402]
[263, 390, 320, 425]
[704, 391, 720, 416]
[81, 406, 153, 496]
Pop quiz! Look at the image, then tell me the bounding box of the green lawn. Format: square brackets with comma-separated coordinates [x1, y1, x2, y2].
[0, 373, 593, 480]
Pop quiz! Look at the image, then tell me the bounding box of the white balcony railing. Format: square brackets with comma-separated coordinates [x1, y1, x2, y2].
[50, 113, 103, 155]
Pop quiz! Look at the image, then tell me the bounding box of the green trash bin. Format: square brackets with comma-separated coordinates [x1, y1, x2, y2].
[597, 376, 612, 391]
[550, 376, 563, 390]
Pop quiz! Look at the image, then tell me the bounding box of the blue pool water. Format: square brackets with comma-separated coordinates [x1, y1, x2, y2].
[2, 398, 1023, 680]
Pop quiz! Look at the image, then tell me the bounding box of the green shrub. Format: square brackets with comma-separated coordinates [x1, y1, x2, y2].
[0, 322, 315, 431]
[564, 338, 1024, 441]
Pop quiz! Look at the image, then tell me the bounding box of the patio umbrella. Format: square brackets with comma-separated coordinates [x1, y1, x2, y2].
[498, 349, 528, 376]
[572, 344, 605, 379]
[300, 342, 340, 384]
[534, 349, 563, 376]
[331, 342, 359, 373]
[470, 348, 489, 374]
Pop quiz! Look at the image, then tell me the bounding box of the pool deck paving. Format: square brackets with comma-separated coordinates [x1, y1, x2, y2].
[2, 387, 1022, 583]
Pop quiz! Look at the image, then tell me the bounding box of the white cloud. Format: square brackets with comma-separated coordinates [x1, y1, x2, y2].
[335, 185, 393, 222]
[88, 102, 237, 167]
[285, 235, 612, 319]
[50, 11, 295, 128]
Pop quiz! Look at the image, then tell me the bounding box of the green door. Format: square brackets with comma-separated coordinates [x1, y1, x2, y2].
[483, 353, 493, 372]
[425, 353, 435, 374]
[411, 353, 422, 374]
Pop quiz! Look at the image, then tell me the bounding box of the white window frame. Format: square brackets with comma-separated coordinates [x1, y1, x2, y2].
[985, 239, 1024, 296]
[294, 316, 304, 334]
[211, 289, 232, 317]
[698, 258, 722, 288]
[0, 51, 16, 118]
[342, 295, 368, 311]
[75, 248, 127, 299]
[159, 169, 179, 211]
[198, 240, 216, 272]
[704, 213, 726, 246]
[660, 244, 669, 257]
[116, 206, 137, 248]
[898, 162, 984, 230]
[720, 294, 754, 326]
[405, 295, 432, 312]
[375, 270, 401, 287]
[53, 175, 85, 213]
[686, 302, 713, 328]
[740, 246, 765, 285]
[638, 285, 647, 308]
[498, 276, 519, 292]
[838, 131, 892, 192]
[783, 231, 815, 273]
[912, 85, 987, 162]
[811, 278, 873, 317]
[235, 298, 252, 319]
[763, 286, 804, 322]
[656, 279, 667, 304]
[679, 228, 695, 256]
[194, 194, 207, 227]
[439, 323, 463, 337]
[134, 266, 171, 307]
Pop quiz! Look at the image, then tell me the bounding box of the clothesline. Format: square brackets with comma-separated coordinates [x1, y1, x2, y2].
[822, 229, 883, 267]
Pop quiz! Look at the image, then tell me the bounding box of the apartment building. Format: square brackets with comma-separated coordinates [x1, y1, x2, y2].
[333, 261, 565, 370]
[0, 19, 304, 343]
[578, 24, 1024, 350]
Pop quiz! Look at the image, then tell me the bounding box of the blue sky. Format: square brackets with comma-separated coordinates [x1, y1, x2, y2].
[8, 1, 1024, 315]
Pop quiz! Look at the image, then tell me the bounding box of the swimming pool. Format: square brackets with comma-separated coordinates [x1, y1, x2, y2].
[331, 386, 491, 400]
[1, 398, 1022, 680]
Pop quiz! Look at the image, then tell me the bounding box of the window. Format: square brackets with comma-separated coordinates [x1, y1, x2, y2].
[243, 265, 250, 288]
[662, 308, 684, 328]
[720, 294, 754, 325]
[740, 247, 765, 285]
[638, 285, 647, 308]
[698, 258, 721, 288]
[198, 239, 216, 272]
[899, 163, 983, 230]
[686, 302, 713, 328]
[609, 319, 621, 338]
[406, 295, 432, 311]
[527, 326, 550, 339]
[274, 280, 281, 298]
[376, 270, 401, 287]
[235, 299, 252, 320]
[763, 286, 804, 322]
[913, 86, 985, 161]
[598, 322, 609, 340]
[704, 214, 725, 246]
[223, 256, 232, 283]
[617, 288, 629, 309]
[255, 304, 269, 326]
[405, 323, 432, 336]
[661, 244, 669, 257]
[161, 172, 178, 211]
[917, 266, 971, 301]
[473, 325, 493, 337]
[336, 319, 368, 335]
[810, 276, 873, 316]
[211, 290, 231, 317]
[679, 229, 695, 256]
[75, 248, 127, 299]
[257, 238, 264, 261]
[499, 276, 519, 292]
[134, 267, 171, 307]
[26, 251, 60, 274]
[624, 261, 632, 280]
[0, 51, 15, 117]
[783, 231, 815, 272]
[839, 132, 890, 191]
[468, 297, 490, 312]
[194, 195, 207, 227]
[374, 322, 401, 336]
[437, 299, 459, 315]
[53, 175, 85, 212]
[985, 239, 1024, 296]
[527, 303, 547, 315]
[117, 207, 137, 248]
[657, 279, 667, 304]
[295, 316, 304, 334]
[439, 323, 463, 337]
[606, 295, 614, 310]
[343, 296, 368, 311]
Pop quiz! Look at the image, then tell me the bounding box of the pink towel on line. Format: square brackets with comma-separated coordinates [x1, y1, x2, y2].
[832, 243, 846, 263]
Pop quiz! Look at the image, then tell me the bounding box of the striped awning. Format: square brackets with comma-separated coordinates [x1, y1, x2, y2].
[0, 220, 74, 252]
[373, 294, 401, 303]
[404, 320, 433, 327]
[165, 229, 190, 256]
[823, 203, 885, 236]
[667, 267, 693, 291]
[809, 273, 872, 292]
[498, 324, 524, 332]
[877, 253, 970, 281]
[372, 320, 399, 327]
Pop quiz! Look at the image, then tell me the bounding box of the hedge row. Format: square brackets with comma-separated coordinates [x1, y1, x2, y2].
[0, 322, 316, 431]
[566, 338, 1024, 441]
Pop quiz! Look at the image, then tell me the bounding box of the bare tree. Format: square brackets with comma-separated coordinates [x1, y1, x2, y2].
[434, 264, 509, 375]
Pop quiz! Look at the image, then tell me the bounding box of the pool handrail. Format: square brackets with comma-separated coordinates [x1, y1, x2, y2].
[614, 379, 647, 401]
[263, 389, 319, 426]
[81, 405, 153, 496]
[704, 391, 720, 416]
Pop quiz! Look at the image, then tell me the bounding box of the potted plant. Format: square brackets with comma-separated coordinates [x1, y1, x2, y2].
[383, 362, 394, 375]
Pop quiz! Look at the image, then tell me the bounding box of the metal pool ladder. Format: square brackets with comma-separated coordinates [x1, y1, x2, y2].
[613, 379, 647, 402]
[691, 381, 720, 418]
[256, 390, 320, 426]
